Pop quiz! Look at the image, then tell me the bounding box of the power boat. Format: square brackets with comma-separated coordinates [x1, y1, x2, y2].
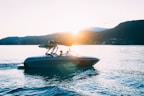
[24, 40, 99, 70]
[24, 55, 99, 69]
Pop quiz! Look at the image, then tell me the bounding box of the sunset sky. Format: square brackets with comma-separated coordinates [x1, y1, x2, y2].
[0, 0, 144, 38]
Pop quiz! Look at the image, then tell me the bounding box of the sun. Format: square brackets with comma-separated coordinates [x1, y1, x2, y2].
[71, 30, 80, 38]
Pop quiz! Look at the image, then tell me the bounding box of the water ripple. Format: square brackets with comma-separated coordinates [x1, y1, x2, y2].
[5, 86, 81, 96]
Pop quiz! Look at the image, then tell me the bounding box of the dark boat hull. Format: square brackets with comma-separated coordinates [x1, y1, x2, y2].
[24, 56, 99, 69]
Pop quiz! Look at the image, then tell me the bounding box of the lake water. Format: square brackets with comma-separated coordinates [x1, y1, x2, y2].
[0, 45, 144, 96]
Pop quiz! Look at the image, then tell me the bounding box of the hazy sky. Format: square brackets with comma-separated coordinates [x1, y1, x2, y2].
[0, 0, 144, 38]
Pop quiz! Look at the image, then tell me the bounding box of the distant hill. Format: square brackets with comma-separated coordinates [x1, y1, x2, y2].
[0, 20, 144, 45]
[100, 20, 144, 44]
[76, 20, 144, 44]
[85, 27, 108, 32]
[0, 33, 75, 45]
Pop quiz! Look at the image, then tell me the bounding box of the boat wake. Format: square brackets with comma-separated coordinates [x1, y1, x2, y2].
[0, 63, 21, 70]
[0, 62, 98, 96]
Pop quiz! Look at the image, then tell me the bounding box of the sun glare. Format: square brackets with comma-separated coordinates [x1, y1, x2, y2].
[71, 30, 80, 38]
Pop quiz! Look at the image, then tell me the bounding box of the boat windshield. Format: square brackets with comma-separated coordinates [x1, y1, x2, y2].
[45, 46, 78, 57]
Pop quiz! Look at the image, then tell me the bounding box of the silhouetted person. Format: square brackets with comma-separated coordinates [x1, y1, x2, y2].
[59, 50, 63, 56]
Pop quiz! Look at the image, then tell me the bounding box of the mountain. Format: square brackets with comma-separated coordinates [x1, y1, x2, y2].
[0, 33, 75, 45]
[101, 20, 144, 44]
[76, 20, 144, 45]
[0, 20, 144, 45]
[86, 27, 108, 32]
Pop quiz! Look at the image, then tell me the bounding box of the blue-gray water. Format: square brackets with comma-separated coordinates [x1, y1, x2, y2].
[0, 45, 144, 96]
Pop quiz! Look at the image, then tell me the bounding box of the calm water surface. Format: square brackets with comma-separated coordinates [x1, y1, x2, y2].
[0, 45, 144, 96]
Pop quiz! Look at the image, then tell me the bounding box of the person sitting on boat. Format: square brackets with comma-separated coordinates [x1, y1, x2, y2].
[59, 50, 63, 56]
[65, 50, 70, 56]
